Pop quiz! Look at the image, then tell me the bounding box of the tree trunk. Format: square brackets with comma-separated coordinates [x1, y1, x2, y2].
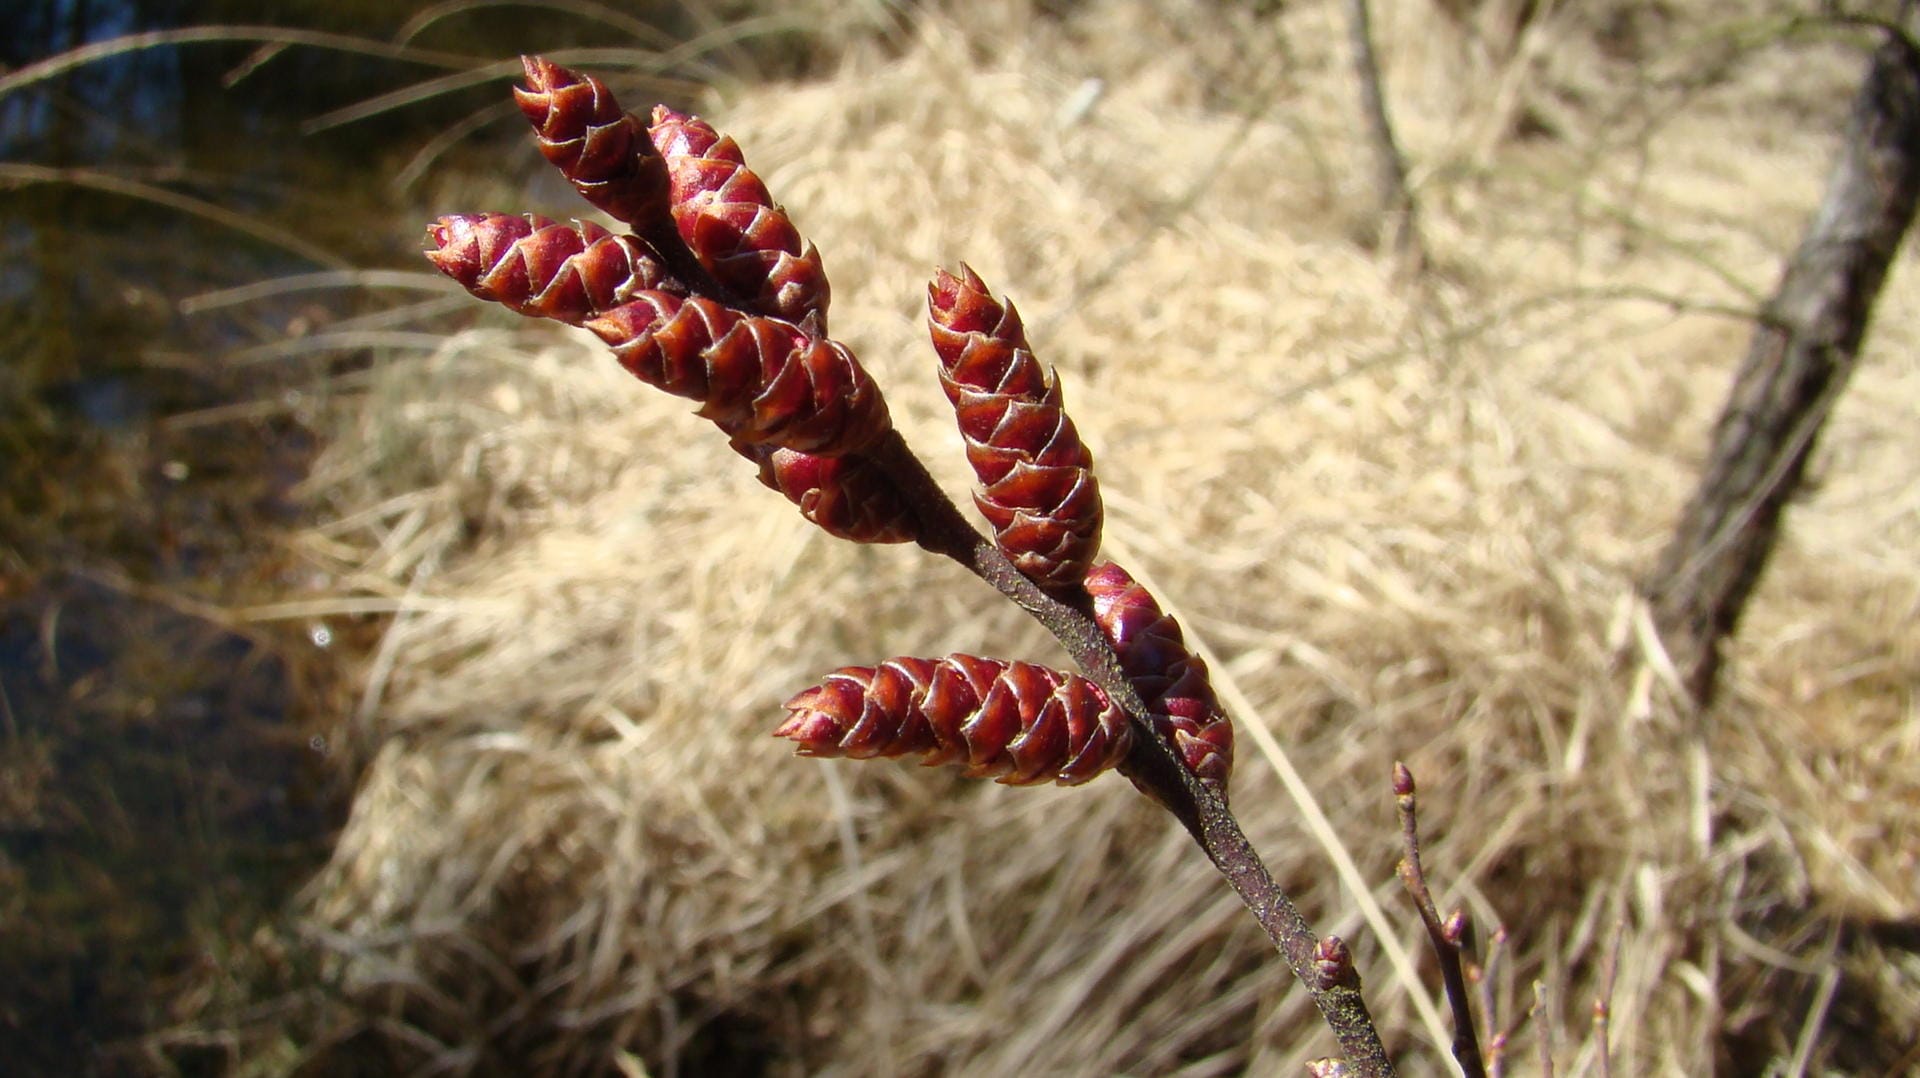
[1643, 8, 1920, 706]
[1342, 0, 1424, 268]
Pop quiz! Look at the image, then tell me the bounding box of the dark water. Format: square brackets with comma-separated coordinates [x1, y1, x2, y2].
[0, 1, 781, 1071]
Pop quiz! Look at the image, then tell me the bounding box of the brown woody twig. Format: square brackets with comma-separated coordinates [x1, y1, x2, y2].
[1394, 761, 1487, 1078]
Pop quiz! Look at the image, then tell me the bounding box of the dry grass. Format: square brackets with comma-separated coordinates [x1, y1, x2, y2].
[283, 1, 1920, 1074]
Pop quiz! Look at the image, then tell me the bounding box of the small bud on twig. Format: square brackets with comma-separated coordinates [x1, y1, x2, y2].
[1393, 763, 1489, 1078]
[1311, 935, 1361, 991]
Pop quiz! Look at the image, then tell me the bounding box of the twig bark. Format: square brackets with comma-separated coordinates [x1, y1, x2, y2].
[1392, 762, 1487, 1078]
[1643, 6, 1920, 705]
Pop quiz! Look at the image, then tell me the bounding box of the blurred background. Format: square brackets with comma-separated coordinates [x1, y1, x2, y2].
[4, 1, 1918, 1075]
[2, 2, 874, 1071]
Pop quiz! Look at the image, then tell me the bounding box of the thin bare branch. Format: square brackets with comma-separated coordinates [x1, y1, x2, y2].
[1392, 762, 1486, 1078]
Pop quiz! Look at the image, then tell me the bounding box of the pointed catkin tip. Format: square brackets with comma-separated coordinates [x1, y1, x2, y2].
[925, 274, 962, 339]
[773, 689, 841, 746]
[776, 676, 872, 755]
[648, 104, 708, 148]
[424, 213, 462, 246]
[928, 266, 961, 311]
[423, 218, 453, 259]
[646, 105, 709, 160]
[513, 55, 558, 120]
[422, 214, 480, 278]
[517, 54, 579, 101]
[927, 264, 995, 333]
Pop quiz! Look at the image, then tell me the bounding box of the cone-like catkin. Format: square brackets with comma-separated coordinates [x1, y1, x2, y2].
[1083, 561, 1233, 793]
[927, 265, 1102, 591]
[585, 294, 888, 455]
[648, 106, 829, 329]
[731, 440, 917, 544]
[777, 655, 1132, 786]
[425, 213, 674, 324]
[515, 56, 671, 230]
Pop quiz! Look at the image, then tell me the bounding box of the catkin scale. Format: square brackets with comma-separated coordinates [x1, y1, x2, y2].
[928, 266, 1102, 591]
[585, 294, 888, 455]
[1083, 561, 1234, 793]
[777, 656, 1132, 786]
[425, 213, 674, 324]
[648, 106, 830, 328]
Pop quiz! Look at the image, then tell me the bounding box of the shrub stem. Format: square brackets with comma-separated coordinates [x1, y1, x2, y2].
[867, 429, 1395, 1077]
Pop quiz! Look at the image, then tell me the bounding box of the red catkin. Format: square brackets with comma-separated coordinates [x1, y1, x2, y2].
[777, 655, 1132, 786]
[731, 440, 917, 544]
[1083, 561, 1234, 794]
[927, 265, 1102, 591]
[584, 293, 888, 455]
[424, 213, 675, 324]
[515, 56, 671, 230]
[648, 106, 830, 329]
